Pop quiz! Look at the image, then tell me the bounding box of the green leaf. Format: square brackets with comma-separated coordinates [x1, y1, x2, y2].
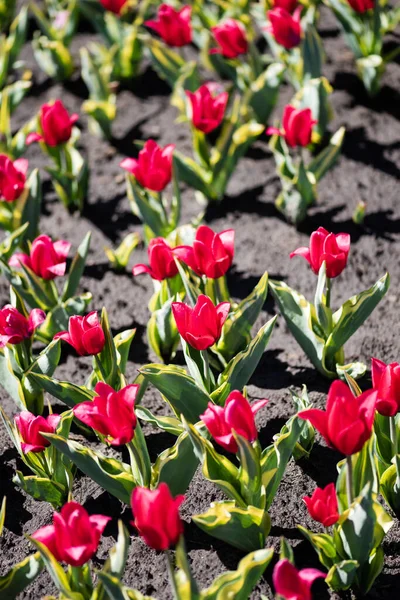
[0, 552, 43, 599]
[246, 63, 284, 124]
[18, 169, 42, 242]
[314, 262, 332, 336]
[301, 24, 324, 80]
[152, 431, 199, 496]
[0, 347, 26, 410]
[147, 297, 180, 364]
[235, 434, 263, 508]
[27, 372, 95, 408]
[325, 560, 358, 591]
[62, 231, 91, 301]
[96, 573, 156, 600]
[335, 485, 375, 566]
[135, 406, 183, 436]
[126, 175, 168, 238]
[13, 472, 67, 507]
[336, 438, 379, 512]
[173, 150, 213, 199]
[94, 521, 130, 600]
[145, 35, 185, 88]
[380, 458, 400, 518]
[105, 232, 140, 271]
[279, 538, 294, 563]
[308, 127, 346, 182]
[0, 496, 5, 536]
[32, 35, 74, 81]
[115, 328, 136, 375]
[298, 525, 338, 571]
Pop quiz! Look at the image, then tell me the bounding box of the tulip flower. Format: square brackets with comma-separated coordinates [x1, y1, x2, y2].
[26, 100, 79, 147]
[0, 155, 28, 203]
[290, 227, 351, 278]
[0, 305, 46, 347]
[210, 19, 248, 59]
[131, 483, 184, 550]
[120, 140, 175, 193]
[55, 312, 106, 356]
[303, 483, 339, 527]
[174, 225, 234, 279]
[371, 358, 400, 417]
[299, 380, 377, 456]
[200, 390, 268, 454]
[267, 105, 316, 148]
[15, 411, 61, 454]
[172, 294, 230, 351]
[347, 0, 374, 13]
[186, 84, 229, 134]
[145, 5, 192, 47]
[273, 559, 326, 600]
[266, 7, 302, 49]
[9, 235, 71, 281]
[273, 0, 299, 12]
[73, 382, 138, 445]
[32, 501, 110, 566]
[132, 238, 179, 281]
[99, 0, 129, 15]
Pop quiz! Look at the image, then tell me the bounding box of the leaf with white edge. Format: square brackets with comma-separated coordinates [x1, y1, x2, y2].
[62, 231, 91, 301]
[308, 127, 345, 182]
[325, 560, 358, 591]
[152, 431, 199, 496]
[96, 573, 156, 600]
[27, 372, 95, 407]
[135, 406, 183, 436]
[0, 552, 43, 599]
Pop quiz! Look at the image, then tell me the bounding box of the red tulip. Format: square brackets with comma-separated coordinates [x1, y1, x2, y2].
[273, 559, 326, 600]
[145, 5, 192, 47]
[200, 390, 268, 454]
[347, 0, 374, 13]
[299, 380, 377, 456]
[266, 7, 302, 49]
[120, 140, 175, 192]
[0, 305, 46, 347]
[15, 411, 61, 454]
[267, 105, 316, 148]
[9, 235, 71, 280]
[131, 483, 184, 550]
[73, 382, 138, 445]
[303, 483, 339, 527]
[99, 0, 129, 15]
[186, 83, 228, 134]
[0, 155, 28, 203]
[174, 225, 234, 279]
[371, 358, 400, 417]
[27, 100, 78, 147]
[273, 0, 299, 13]
[54, 312, 105, 356]
[133, 238, 179, 281]
[210, 19, 248, 59]
[32, 501, 110, 566]
[172, 294, 230, 351]
[290, 226, 350, 278]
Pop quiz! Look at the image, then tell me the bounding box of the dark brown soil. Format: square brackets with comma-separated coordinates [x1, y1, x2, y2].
[1, 5, 400, 599]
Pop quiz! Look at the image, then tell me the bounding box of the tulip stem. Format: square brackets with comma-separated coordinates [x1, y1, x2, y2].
[346, 455, 354, 507]
[390, 416, 398, 458]
[94, 354, 107, 383]
[325, 277, 331, 310]
[166, 551, 179, 600]
[201, 350, 212, 393]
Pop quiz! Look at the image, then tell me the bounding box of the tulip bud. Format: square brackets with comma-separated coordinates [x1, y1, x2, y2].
[132, 238, 179, 281]
[32, 501, 110, 566]
[74, 382, 138, 445]
[26, 100, 79, 147]
[145, 4, 192, 47]
[299, 380, 377, 456]
[15, 411, 61, 454]
[54, 311, 106, 356]
[267, 105, 316, 148]
[303, 483, 339, 527]
[290, 226, 350, 278]
[186, 83, 229, 134]
[9, 235, 71, 280]
[172, 294, 230, 351]
[266, 7, 302, 49]
[0, 155, 28, 203]
[0, 305, 46, 347]
[200, 390, 268, 453]
[120, 140, 175, 192]
[174, 225, 234, 279]
[210, 19, 248, 59]
[346, 0, 374, 13]
[273, 559, 326, 600]
[371, 358, 400, 417]
[99, 0, 129, 15]
[131, 483, 184, 550]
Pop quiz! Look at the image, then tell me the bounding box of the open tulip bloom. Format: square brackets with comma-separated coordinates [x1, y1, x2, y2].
[269, 226, 390, 379]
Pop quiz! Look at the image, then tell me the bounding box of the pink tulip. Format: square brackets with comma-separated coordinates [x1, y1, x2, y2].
[9, 235, 71, 280]
[27, 100, 78, 147]
[133, 238, 179, 281]
[15, 411, 61, 454]
[371, 358, 400, 417]
[145, 5, 192, 47]
[347, 0, 374, 13]
[0, 155, 28, 202]
[55, 312, 105, 356]
[186, 83, 228, 134]
[267, 105, 316, 148]
[303, 483, 339, 527]
[273, 0, 299, 12]
[266, 6, 302, 49]
[120, 140, 175, 192]
[273, 559, 326, 600]
[172, 294, 230, 351]
[174, 225, 234, 279]
[210, 19, 248, 59]
[290, 226, 350, 278]
[0, 305, 46, 347]
[99, 0, 129, 15]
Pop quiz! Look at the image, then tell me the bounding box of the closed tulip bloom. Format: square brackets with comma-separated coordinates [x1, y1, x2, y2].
[27, 100, 78, 147]
[267, 7, 302, 49]
[145, 5, 192, 47]
[174, 225, 234, 279]
[15, 411, 61, 454]
[73, 382, 138, 445]
[290, 226, 350, 278]
[210, 19, 248, 59]
[299, 380, 377, 456]
[303, 483, 339, 527]
[273, 559, 326, 600]
[131, 483, 184, 550]
[99, 0, 129, 15]
[120, 140, 175, 192]
[9, 235, 71, 280]
[186, 84, 228, 134]
[32, 502, 110, 566]
[273, 0, 299, 12]
[347, 0, 374, 13]
[55, 312, 105, 356]
[133, 238, 179, 281]
[0, 155, 28, 202]
[172, 294, 230, 350]
[371, 358, 400, 417]
[0, 305, 46, 347]
[200, 391, 268, 454]
[267, 105, 316, 148]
